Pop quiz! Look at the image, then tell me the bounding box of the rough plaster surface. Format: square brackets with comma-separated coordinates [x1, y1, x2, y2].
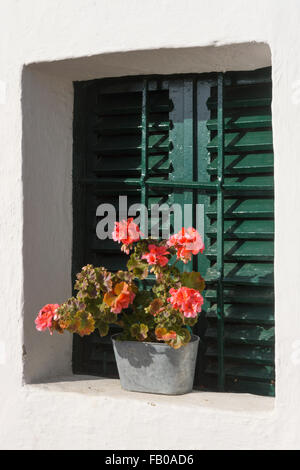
[0, 0, 300, 450]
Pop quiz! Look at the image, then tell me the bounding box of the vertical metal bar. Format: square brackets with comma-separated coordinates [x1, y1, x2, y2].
[183, 78, 194, 273]
[169, 79, 184, 237]
[141, 79, 149, 237]
[217, 73, 225, 391]
[195, 78, 211, 388]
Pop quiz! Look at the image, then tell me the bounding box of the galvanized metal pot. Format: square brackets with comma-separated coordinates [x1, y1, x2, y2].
[111, 334, 199, 395]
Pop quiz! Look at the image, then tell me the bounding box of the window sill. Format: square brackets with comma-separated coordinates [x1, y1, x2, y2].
[25, 375, 274, 414]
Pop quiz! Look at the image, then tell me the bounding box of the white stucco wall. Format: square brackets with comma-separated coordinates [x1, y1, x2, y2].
[0, 0, 300, 450]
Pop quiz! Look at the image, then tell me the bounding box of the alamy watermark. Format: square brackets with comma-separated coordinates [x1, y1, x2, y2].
[95, 195, 204, 240]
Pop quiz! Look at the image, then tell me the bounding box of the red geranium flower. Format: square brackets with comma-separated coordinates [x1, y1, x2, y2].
[168, 287, 204, 318]
[35, 304, 60, 335]
[167, 227, 204, 263]
[112, 218, 141, 254]
[142, 244, 170, 267]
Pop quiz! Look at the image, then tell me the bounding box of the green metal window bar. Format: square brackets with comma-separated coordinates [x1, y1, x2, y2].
[216, 73, 225, 390]
[140, 78, 149, 235]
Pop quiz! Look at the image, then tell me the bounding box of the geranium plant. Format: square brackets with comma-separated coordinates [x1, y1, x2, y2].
[35, 219, 205, 349]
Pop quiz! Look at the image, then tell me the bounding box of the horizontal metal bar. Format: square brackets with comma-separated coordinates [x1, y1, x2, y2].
[77, 178, 218, 191]
[77, 178, 141, 186]
[223, 184, 273, 192]
[76, 178, 273, 194]
[146, 180, 217, 190]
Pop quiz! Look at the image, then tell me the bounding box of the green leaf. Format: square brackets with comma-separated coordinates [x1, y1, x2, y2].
[180, 271, 205, 292]
[183, 316, 198, 327]
[127, 253, 149, 279]
[169, 328, 191, 349]
[130, 323, 149, 341]
[96, 320, 109, 337]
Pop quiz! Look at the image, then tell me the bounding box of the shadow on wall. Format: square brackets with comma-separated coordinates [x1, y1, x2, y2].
[31, 43, 271, 81]
[22, 67, 73, 383]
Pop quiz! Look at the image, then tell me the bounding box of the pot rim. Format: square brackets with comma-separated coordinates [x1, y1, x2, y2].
[111, 333, 200, 346]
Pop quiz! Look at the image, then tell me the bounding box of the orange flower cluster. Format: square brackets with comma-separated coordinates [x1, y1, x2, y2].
[155, 327, 177, 341]
[103, 282, 135, 314]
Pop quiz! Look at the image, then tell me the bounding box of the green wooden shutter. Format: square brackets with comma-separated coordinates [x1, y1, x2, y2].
[72, 68, 274, 396]
[204, 68, 274, 396]
[72, 77, 173, 376]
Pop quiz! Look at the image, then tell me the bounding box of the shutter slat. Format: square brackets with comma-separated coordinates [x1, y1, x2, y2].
[91, 154, 171, 176]
[207, 97, 271, 109]
[207, 303, 274, 325]
[205, 361, 274, 382]
[202, 367, 275, 396]
[208, 153, 274, 175]
[207, 113, 272, 130]
[207, 198, 274, 218]
[207, 130, 273, 152]
[94, 114, 170, 135]
[206, 344, 274, 365]
[206, 262, 274, 286]
[223, 175, 273, 192]
[207, 83, 272, 110]
[205, 286, 274, 304]
[207, 219, 274, 240]
[205, 325, 274, 346]
[206, 240, 274, 262]
[96, 91, 171, 116]
[223, 378, 274, 396]
[94, 133, 169, 155]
